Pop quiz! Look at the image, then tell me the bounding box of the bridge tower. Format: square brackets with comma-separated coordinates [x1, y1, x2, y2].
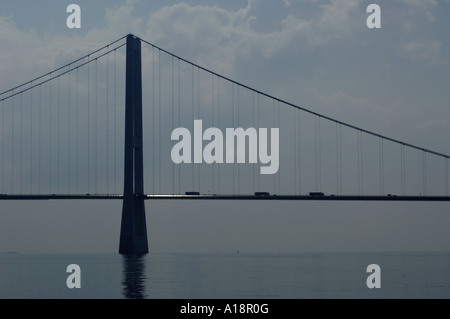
[119, 34, 149, 254]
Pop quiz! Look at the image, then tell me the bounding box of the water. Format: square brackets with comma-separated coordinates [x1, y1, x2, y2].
[1, 252, 450, 299]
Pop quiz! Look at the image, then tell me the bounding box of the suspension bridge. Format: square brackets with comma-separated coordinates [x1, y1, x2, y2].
[1, 34, 449, 253]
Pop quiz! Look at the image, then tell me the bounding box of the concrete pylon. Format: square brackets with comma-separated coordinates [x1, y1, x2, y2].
[119, 34, 148, 254]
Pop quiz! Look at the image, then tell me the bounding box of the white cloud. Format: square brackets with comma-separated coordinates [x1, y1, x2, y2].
[0, 0, 368, 90]
[104, 0, 144, 36]
[0, 1, 143, 91]
[317, 0, 360, 34]
[138, 0, 363, 77]
[1, 0, 448, 137]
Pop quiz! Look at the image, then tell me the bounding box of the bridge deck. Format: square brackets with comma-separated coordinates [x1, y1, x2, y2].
[1, 194, 450, 201]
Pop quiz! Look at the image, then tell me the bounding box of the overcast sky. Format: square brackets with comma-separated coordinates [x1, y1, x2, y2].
[1, 0, 450, 254]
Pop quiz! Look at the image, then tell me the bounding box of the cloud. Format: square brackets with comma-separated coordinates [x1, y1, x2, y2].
[402, 40, 442, 65]
[1, 1, 449, 147]
[0, 16, 47, 90]
[104, 0, 143, 36]
[0, 2, 143, 91]
[316, 0, 360, 35]
[143, 2, 260, 75]
[137, 0, 366, 77]
[390, 0, 443, 65]
[0, 0, 368, 89]
[398, 0, 438, 24]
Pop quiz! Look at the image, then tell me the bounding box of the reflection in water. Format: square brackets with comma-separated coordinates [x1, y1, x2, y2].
[122, 254, 147, 299]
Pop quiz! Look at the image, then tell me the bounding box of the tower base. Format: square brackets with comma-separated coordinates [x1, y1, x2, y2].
[119, 196, 148, 254]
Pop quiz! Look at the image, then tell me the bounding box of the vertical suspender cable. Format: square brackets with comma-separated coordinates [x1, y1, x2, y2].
[172, 56, 175, 194]
[217, 76, 220, 195]
[152, 47, 155, 194]
[319, 117, 322, 192]
[298, 111, 301, 195]
[357, 130, 360, 195]
[211, 73, 214, 194]
[232, 84, 235, 194]
[425, 152, 427, 195]
[423, 151, 427, 196]
[339, 124, 342, 195]
[76, 67, 79, 194]
[379, 138, 382, 195]
[0, 101, 2, 193]
[49, 80, 52, 193]
[445, 158, 448, 196]
[315, 116, 318, 192]
[178, 59, 181, 194]
[237, 86, 240, 195]
[400, 145, 402, 195]
[29, 84, 32, 194]
[159, 49, 162, 194]
[57, 76, 60, 193]
[39, 84, 42, 194]
[192, 64, 194, 191]
[68, 67, 71, 194]
[405, 146, 407, 195]
[257, 93, 260, 192]
[422, 151, 425, 195]
[106, 49, 109, 194]
[278, 101, 280, 194]
[2, 98, 5, 192]
[87, 58, 90, 194]
[336, 122, 339, 195]
[381, 138, 384, 195]
[273, 100, 275, 194]
[114, 49, 117, 194]
[95, 58, 98, 194]
[198, 67, 201, 193]
[20, 92, 23, 194]
[404, 145, 406, 195]
[11, 92, 14, 193]
[254, 93, 257, 193]
[401, 144, 405, 195]
[30, 83, 33, 194]
[294, 108, 297, 194]
[360, 130, 363, 195]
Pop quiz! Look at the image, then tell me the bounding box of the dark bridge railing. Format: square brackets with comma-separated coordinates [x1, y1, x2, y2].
[2, 193, 450, 202]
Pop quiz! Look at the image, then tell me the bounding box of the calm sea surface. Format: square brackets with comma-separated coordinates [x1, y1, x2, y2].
[0, 252, 449, 299]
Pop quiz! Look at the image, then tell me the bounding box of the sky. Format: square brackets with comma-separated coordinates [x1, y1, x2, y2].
[0, 0, 450, 254]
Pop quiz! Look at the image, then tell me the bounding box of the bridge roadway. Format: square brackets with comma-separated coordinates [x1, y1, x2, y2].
[1, 194, 450, 201]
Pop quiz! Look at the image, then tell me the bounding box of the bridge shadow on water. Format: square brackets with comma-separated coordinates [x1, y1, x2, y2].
[121, 254, 147, 299]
